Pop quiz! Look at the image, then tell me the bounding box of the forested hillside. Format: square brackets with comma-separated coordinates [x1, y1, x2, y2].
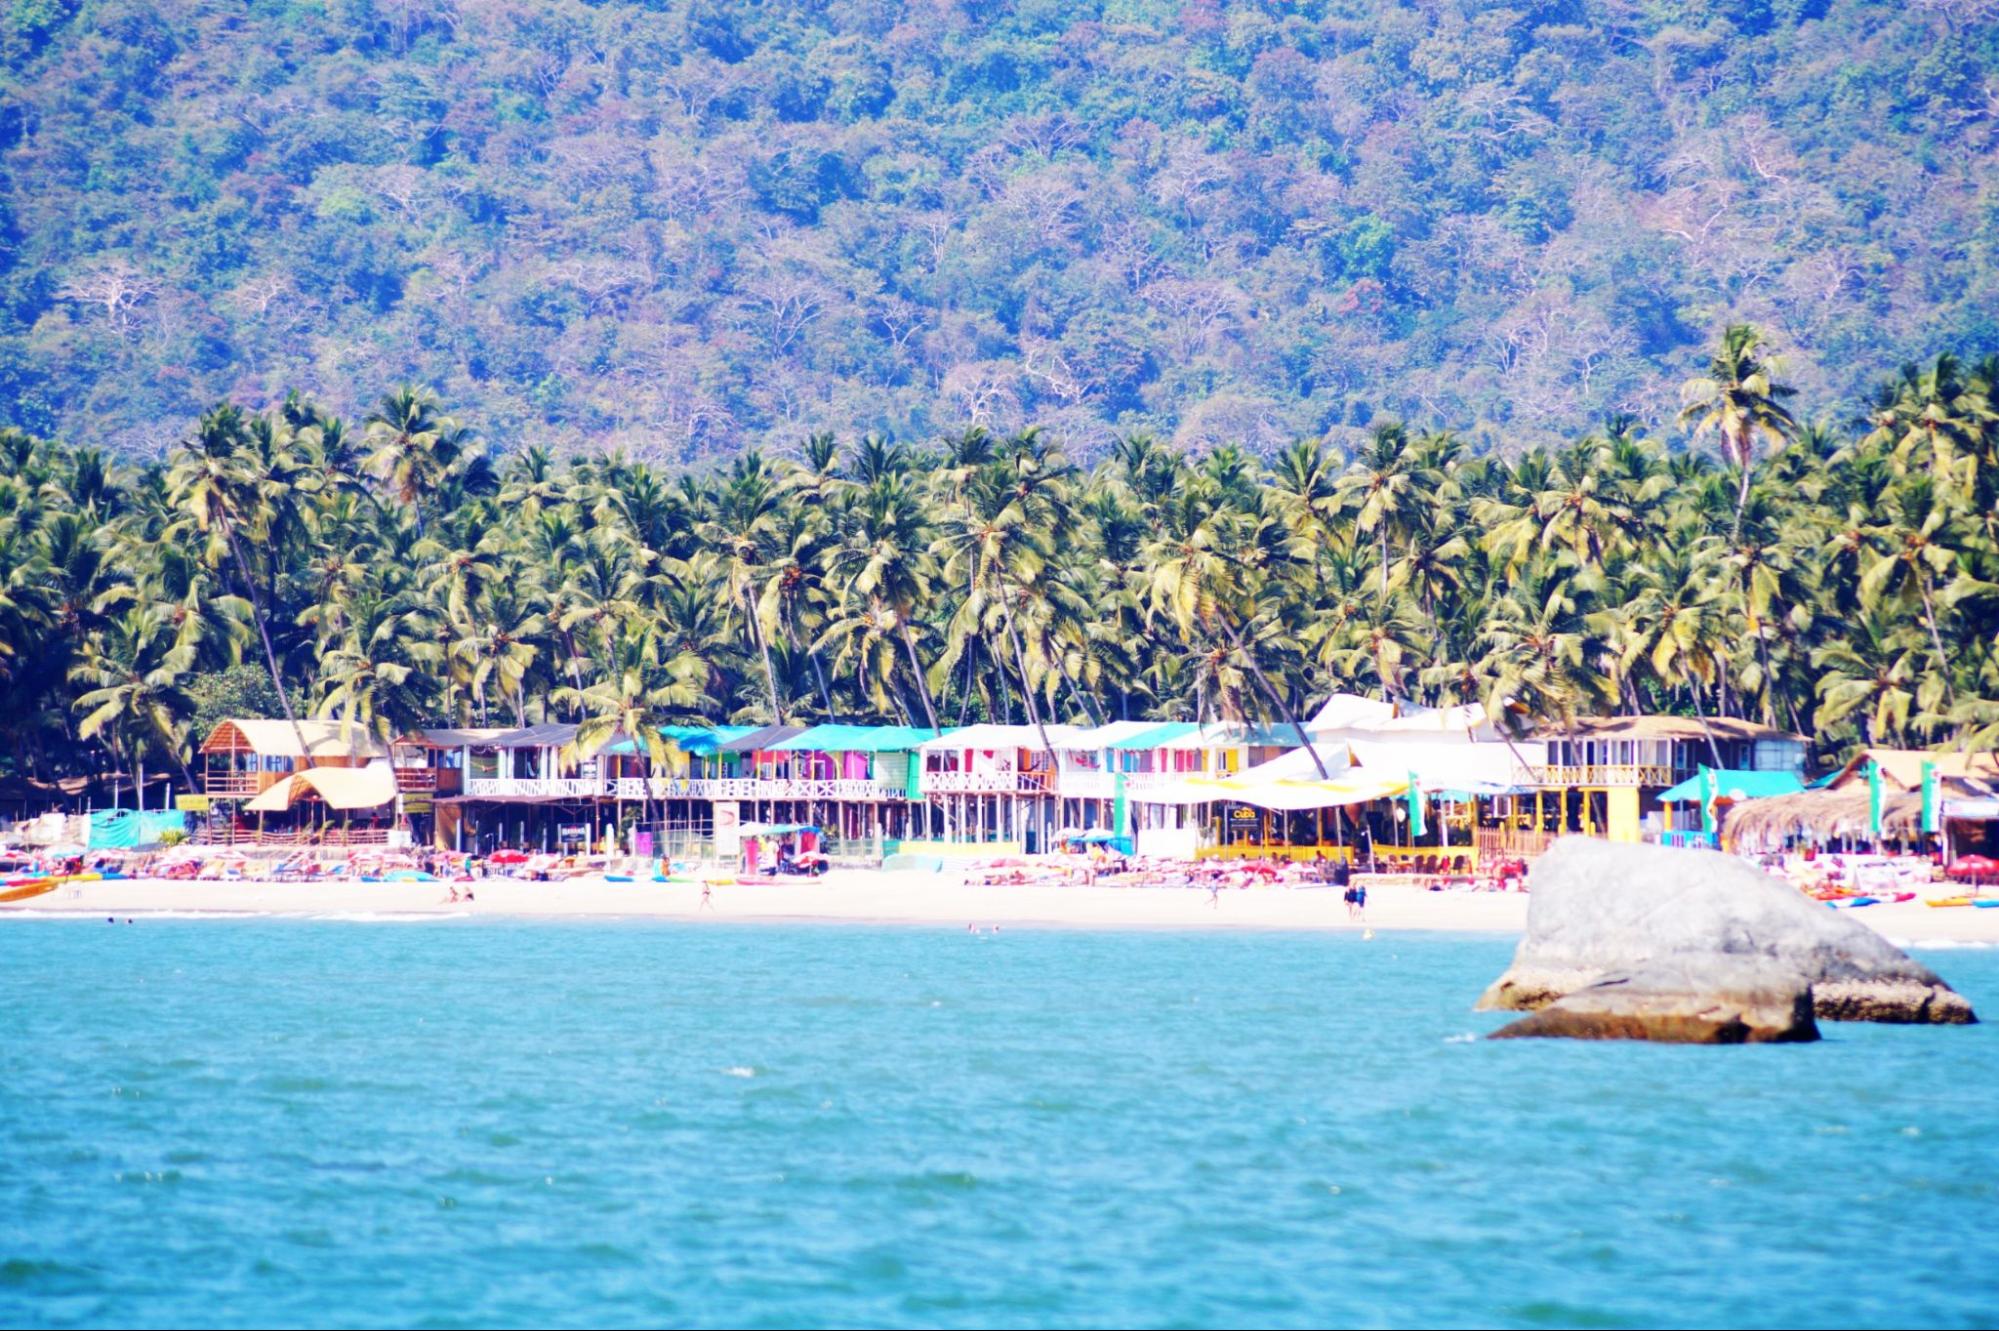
[2, 1, 1997, 460]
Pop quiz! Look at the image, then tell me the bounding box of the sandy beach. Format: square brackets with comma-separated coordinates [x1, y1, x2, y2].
[7, 869, 1997, 945]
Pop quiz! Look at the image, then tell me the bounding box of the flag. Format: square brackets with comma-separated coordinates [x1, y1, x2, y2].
[1922, 760, 1939, 836]
[1868, 759, 1884, 838]
[1113, 771, 1130, 839]
[1700, 765, 1718, 834]
[1406, 772, 1425, 837]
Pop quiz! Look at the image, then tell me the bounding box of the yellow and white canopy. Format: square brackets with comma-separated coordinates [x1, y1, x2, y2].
[244, 765, 397, 813]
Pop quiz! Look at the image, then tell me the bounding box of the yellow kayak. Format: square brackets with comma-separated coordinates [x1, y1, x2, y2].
[1927, 896, 1973, 908]
[0, 879, 59, 904]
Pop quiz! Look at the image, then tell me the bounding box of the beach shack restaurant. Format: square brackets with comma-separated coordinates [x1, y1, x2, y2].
[392, 725, 613, 853]
[197, 719, 394, 845]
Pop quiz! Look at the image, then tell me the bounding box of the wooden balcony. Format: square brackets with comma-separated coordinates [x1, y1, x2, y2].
[202, 770, 287, 798]
[194, 825, 392, 847]
[393, 768, 462, 796]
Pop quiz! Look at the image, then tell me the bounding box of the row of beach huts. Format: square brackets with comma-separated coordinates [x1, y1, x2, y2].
[147, 694, 1996, 868]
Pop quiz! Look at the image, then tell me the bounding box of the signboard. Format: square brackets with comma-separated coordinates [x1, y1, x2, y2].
[714, 801, 742, 860]
[1227, 805, 1259, 824]
[175, 794, 210, 813]
[558, 824, 588, 845]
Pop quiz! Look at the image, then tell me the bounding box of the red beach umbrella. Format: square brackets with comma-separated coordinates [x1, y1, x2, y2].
[488, 849, 530, 865]
[1950, 854, 1999, 882]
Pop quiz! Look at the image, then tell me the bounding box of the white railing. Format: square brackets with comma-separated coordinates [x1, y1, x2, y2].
[920, 770, 1052, 795]
[614, 776, 908, 802]
[1054, 770, 1212, 799]
[464, 777, 607, 799]
[1534, 764, 1674, 789]
[615, 776, 699, 800]
[1124, 771, 1208, 794]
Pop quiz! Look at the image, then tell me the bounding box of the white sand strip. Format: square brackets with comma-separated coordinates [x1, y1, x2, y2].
[11, 869, 1999, 943]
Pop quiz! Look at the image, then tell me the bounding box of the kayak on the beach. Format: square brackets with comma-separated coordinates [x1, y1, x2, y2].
[0, 879, 60, 903]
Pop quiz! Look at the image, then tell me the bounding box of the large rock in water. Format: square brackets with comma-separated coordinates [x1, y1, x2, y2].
[1490, 957, 1819, 1043]
[1479, 838, 1975, 1026]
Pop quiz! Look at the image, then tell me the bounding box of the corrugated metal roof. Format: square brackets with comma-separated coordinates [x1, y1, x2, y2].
[395, 727, 515, 749]
[1105, 722, 1202, 750]
[717, 724, 808, 753]
[1656, 769, 1806, 803]
[916, 723, 1079, 752]
[1055, 720, 1183, 750]
[397, 724, 580, 750]
[768, 724, 948, 753]
[200, 719, 389, 760]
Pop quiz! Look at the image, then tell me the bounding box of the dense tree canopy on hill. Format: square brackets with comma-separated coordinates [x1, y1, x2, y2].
[2, 1, 1996, 461]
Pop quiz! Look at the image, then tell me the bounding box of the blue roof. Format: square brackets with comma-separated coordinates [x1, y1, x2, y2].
[602, 725, 758, 757]
[1657, 769, 1805, 804]
[767, 724, 949, 753]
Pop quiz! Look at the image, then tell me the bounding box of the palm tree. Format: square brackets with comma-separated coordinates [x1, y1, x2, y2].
[698, 451, 789, 724]
[829, 476, 941, 730]
[1859, 478, 1965, 703]
[71, 608, 200, 806]
[1335, 422, 1442, 596]
[164, 405, 314, 763]
[1474, 567, 1610, 736]
[363, 385, 458, 523]
[1678, 323, 1799, 534]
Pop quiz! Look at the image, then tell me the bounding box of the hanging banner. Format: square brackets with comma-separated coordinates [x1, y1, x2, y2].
[175, 794, 210, 813]
[713, 801, 742, 860]
[1868, 759, 1884, 838]
[1921, 761, 1939, 835]
[1405, 771, 1425, 837]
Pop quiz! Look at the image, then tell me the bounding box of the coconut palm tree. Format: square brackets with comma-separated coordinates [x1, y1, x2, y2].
[71, 607, 200, 804]
[1678, 323, 1799, 534]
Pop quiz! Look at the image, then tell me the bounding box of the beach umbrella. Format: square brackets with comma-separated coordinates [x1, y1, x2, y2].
[489, 849, 530, 865]
[1950, 854, 1999, 882]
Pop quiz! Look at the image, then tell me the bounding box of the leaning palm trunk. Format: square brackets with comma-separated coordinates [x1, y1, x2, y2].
[1919, 577, 1957, 706]
[225, 524, 313, 767]
[745, 590, 785, 724]
[898, 623, 940, 732]
[1687, 683, 1726, 768]
[1230, 629, 1329, 779]
[994, 582, 1056, 769]
[786, 606, 835, 719]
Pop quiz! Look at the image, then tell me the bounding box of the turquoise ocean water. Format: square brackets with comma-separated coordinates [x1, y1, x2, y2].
[2, 918, 1997, 1329]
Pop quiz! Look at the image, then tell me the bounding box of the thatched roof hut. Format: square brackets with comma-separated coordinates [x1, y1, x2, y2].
[1724, 789, 1923, 853]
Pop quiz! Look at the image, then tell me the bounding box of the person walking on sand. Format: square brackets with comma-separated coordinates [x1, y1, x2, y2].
[1355, 882, 1368, 922]
[700, 880, 713, 910]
